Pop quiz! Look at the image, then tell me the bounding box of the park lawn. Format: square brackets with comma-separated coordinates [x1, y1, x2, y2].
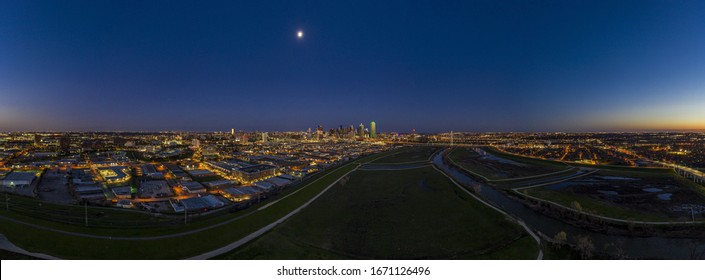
[221, 166, 538, 259]
[370, 146, 440, 164]
[215, 230, 352, 260]
[597, 169, 705, 198]
[0, 249, 39, 260]
[2, 194, 176, 228]
[470, 235, 538, 260]
[542, 244, 581, 260]
[447, 148, 496, 179]
[521, 187, 673, 222]
[484, 147, 570, 169]
[0, 150, 397, 259]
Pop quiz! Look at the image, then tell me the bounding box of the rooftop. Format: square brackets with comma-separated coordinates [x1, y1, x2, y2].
[3, 171, 37, 182]
[238, 164, 277, 174]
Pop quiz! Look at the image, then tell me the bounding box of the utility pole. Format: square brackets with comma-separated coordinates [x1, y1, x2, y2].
[5, 192, 8, 211]
[84, 200, 88, 226]
[184, 206, 187, 225]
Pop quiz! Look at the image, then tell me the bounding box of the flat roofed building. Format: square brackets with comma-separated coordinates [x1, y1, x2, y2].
[74, 184, 106, 201]
[111, 186, 132, 199]
[185, 169, 215, 177]
[254, 181, 276, 191]
[221, 186, 264, 202]
[265, 176, 291, 187]
[202, 180, 237, 190]
[205, 161, 239, 174]
[75, 185, 103, 193]
[1, 171, 37, 187]
[180, 196, 210, 211]
[232, 164, 277, 183]
[98, 166, 131, 184]
[277, 174, 296, 181]
[179, 195, 225, 212]
[141, 164, 164, 179]
[181, 181, 206, 194]
[164, 163, 189, 179]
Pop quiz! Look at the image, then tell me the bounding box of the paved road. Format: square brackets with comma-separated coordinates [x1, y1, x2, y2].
[0, 234, 59, 260]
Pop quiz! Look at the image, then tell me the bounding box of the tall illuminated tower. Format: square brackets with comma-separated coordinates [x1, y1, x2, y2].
[370, 121, 376, 138]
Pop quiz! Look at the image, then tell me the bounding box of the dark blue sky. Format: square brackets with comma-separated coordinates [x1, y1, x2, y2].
[1, 0, 704, 132]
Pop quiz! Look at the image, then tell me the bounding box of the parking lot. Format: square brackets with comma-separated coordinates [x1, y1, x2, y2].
[37, 169, 73, 204]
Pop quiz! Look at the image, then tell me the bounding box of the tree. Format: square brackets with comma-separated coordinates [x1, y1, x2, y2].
[553, 231, 567, 248]
[576, 235, 595, 259]
[472, 183, 482, 194]
[614, 246, 628, 260]
[339, 176, 349, 186]
[571, 201, 583, 212]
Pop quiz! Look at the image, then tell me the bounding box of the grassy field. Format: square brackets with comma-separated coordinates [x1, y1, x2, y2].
[599, 169, 705, 198]
[369, 146, 440, 164]
[0, 249, 39, 260]
[0, 150, 397, 259]
[484, 147, 570, 168]
[2, 194, 178, 228]
[541, 244, 581, 260]
[448, 147, 570, 181]
[219, 166, 538, 259]
[521, 187, 673, 222]
[520, 168, 705, 222]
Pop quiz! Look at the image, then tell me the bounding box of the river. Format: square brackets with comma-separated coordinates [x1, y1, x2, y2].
[432, 150, 705, 259]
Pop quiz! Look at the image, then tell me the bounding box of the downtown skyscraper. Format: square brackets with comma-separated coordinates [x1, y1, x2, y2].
[370, 121, 376, 138]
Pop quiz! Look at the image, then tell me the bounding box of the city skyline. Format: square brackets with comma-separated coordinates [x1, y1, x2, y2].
[1, 1, 704, 132]
[3, 0, 705, 271]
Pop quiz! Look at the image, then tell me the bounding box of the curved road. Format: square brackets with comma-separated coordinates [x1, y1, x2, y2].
[431, 164, 544, 260]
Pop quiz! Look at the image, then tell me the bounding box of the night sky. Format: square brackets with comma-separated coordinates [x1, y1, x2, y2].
[1, 0, 704, 132]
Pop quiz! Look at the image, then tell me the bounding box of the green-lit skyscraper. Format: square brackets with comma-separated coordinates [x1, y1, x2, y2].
[370, 121, 376, 138]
